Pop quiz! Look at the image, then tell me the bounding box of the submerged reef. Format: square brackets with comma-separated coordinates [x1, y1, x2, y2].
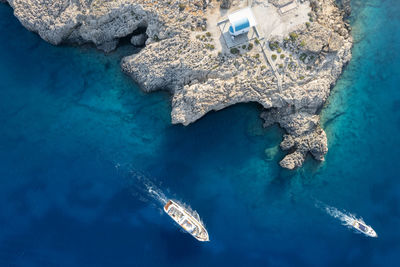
[2, 0, 352, 169]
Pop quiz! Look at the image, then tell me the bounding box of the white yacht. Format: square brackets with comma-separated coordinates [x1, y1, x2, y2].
[351, 219, 377, 238]
[163, 200, 209, 242]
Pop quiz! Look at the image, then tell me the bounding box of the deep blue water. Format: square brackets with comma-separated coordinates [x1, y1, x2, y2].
[0, 0, 399, 266]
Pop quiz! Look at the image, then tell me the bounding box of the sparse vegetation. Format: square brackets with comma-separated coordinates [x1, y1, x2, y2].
[289, 32, 298, 41]
[230, 48, 240, 54]
[254, 38, 260, 45]
[299, 75, 305, 80]
[269, 41, 279, 51]
[288, 61, 297, 71]
[178, 3, 186, 11]
[300, 53, 307, 62]
[278, 64, 283, 68]
[206, 32, 211, 37]
[300, 41, 306, 47]
[261, 65, 267, 70]
[306, 22, 311, 28]
[205, 43, 215, 50]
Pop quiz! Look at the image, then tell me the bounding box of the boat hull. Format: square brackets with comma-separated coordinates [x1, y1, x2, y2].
[164, 200, 209, 242]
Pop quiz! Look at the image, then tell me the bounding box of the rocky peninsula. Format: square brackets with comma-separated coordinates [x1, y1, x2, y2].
[2, 0, 352, 169]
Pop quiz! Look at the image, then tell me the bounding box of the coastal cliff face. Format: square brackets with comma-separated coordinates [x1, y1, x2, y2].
[2, 0, 352, 169]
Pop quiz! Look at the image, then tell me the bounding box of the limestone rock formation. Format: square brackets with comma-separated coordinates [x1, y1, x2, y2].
[1, 0, 353, 169]
[130, 33, 147, 47]
[220, 0, 232, 9]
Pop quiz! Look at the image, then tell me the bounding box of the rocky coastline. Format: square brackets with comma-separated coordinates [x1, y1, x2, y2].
[2, 0, 353, 169]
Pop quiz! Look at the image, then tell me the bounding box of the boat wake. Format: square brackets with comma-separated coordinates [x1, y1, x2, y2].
[126, 168, 168, 206]
[324, 204, 358, 227]
[317, 201, 376, 237]
[145, 182, 168, 206]
[115, 164, 207, 235]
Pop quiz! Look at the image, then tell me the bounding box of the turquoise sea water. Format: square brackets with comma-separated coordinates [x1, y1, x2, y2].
[0, 0, 399, 266]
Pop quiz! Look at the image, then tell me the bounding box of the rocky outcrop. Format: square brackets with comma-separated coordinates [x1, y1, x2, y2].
[5, 0, 167, 52]
[261, 109, 327, 169]
[337, 0, 351, 18]
[130, 33, 147, 47]
[1, 0, 352, 169]
[220, 0, 232, 9]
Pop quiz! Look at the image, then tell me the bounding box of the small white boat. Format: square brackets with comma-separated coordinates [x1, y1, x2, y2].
[163, 200, 209, 242]
[351, 219, 377, 238]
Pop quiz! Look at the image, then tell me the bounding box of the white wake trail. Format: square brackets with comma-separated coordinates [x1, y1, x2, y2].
[128, 168, 168, 206]
[120, 166, 207, 231]
[316, 201, 376, 237]
[324, 205, 359, 228]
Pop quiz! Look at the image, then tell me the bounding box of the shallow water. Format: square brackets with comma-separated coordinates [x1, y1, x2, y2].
[0, 0, 399, 266]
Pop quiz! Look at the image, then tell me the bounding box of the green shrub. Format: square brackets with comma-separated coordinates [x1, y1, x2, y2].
[242, 45, 247, 49]
[254, 53, 260, 59]
[255, 38, 260, 45]
[230, 48, 240, 54]
[300, 41, 306, 47]
[205, 44, 215, 50]
[271, 54, 277, 60]
[261, 65, 266, 70]
[269, 41, 279, 50]
[280, 54, 285, 59]
[289, 32, 298, 41]
[178, 3, 186, 11]
[206, 32, 211, 37]
[299, 53, 307, 62]
[247, 43, 254, 50]
[299, 75, 305, 80]
[277, 47, 282, 53]
[278, 64, 283, 68]
[306, 22, 311, 28]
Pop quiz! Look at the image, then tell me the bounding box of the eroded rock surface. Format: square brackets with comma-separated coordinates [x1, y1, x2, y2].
[2, 0, 352, 169]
